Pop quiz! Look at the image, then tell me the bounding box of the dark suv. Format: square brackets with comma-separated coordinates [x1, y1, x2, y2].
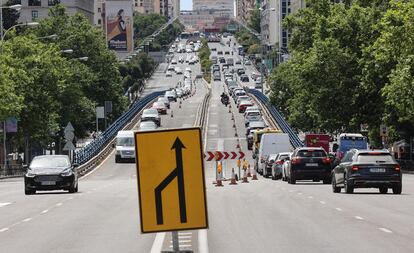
[331, 149, 402, 194]
[286, 147, 332, 184]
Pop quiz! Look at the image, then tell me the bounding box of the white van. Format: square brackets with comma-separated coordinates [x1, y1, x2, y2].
[115, 131, 135, 163]
[257, 133, 290, 177]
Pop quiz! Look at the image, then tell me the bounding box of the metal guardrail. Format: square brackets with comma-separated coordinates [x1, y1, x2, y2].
[74, 91, 165, 176]
[248, 89, 304, 148]
[194, 79, 211, 132]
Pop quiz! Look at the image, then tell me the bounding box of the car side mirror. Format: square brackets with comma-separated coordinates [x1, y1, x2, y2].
[73, 163, 79, 168]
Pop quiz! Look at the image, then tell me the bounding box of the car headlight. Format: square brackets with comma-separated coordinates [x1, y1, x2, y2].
[61, 169, 73, 177]
[25, 170, 36, 177]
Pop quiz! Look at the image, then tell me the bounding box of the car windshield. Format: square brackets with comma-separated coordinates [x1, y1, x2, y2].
[30, 156, 70, 169]
[297, 150, 326, 157]
[357, 154, 395, 163]
[247, 111, 261, 117]
[117, 137, 134, 147]
[153, 102, 164, 107]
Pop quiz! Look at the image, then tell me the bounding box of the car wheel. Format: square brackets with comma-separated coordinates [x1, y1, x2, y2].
[25, 188, 35, 195]
[344, 176, 354, 194]
[290, 176, 296, 184]
[332, 176, 341, 193]
[392, 183, 402, 194]
[115, 156, 120, 163]
[69, 183, 77, 193]
[379, 187, 388, 194]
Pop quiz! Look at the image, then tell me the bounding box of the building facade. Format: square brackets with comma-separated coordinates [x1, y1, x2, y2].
[180, 8, 232, 32]
[167, 0, 179, 19]
[193, 0, 234, 16]
[236, 0, 256, 24]
[260, 0, 304, 68]
[134, 0, 153, 14]
[17, 0, 94, 24]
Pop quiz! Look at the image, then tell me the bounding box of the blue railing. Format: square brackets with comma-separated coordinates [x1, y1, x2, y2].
[248, 89, 304, 148]
[74, 91, 165, 165]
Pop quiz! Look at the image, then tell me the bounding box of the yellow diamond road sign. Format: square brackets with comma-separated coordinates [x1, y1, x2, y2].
[134, 127, 208, 233]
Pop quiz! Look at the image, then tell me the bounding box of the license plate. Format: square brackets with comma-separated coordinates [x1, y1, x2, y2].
[306, 163, 318, 167]
[41, 181, 56, 186]
[370, 168, 386, 173]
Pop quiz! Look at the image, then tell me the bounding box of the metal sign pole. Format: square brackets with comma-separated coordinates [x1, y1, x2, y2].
[3, 121, 6, 170]
[172, 231, 180, 252]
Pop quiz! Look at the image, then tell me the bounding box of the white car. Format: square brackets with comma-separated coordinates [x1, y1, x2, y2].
[166, 71, 172, 77]
[174, 67, 182, 74]
[171, 59, 177, 65]
[138, 121, 158, 131]
[167, 65, 175, 71]
[185, 67, 192, 73]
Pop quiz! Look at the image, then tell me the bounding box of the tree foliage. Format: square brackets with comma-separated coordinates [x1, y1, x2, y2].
[269, 0, 414, 144]
[248, 9, 261, 33]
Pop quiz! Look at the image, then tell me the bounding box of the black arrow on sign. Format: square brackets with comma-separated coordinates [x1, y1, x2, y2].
[154, 138, 187, 225]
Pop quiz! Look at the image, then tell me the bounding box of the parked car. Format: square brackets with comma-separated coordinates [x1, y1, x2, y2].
[271, 152, 291, 180]
[141, 108, 161, 126]
[239, 100, 253, 113]
[165, 71, 172, 77]
[286, 147, 332, 184]
[331, 149, 402, 194]
[24, 155, 78, 195]
[165, 91, 177, 102]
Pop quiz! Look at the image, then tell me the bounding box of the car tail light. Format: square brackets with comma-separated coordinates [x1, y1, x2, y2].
[322, 157, 331, 164]
[394, 165, 401, 171]
[352, 166, 359, 171]
[291, 157, 301, 165]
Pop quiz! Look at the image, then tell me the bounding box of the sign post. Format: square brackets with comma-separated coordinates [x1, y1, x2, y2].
[134, 128, 208, 251]
[63, 122, 76, 162]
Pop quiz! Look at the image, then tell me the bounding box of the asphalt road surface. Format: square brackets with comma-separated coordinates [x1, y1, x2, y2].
[1, 39, 414, 253]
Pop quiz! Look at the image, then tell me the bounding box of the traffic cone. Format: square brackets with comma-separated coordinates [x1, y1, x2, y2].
[242, 170, 249, 183]
[229, 168, 237, 185]
[235, 131, 238, 137]
[171, 110, 173, 118]
[179, 101, 182, 109]
[252, 167, 259, 180]
[231, 114, 234, 120]
[236, 143, 240, 149]
[216, 172, 224, 187]
[247, 164, 252, 177]
[228, 106, 231, 113]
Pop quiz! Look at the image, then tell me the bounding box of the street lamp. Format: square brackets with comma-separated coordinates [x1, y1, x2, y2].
[38, 34, 58, 40]
[61, 49, 74, 54]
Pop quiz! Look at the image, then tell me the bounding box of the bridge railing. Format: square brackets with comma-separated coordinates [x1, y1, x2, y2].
[248, 89, 304, 148]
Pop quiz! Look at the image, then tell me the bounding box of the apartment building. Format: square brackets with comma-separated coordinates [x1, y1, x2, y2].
[16, 0, 94, 24]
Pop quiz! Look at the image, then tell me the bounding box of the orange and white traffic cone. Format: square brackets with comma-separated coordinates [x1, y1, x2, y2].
[252, 166, 258, 180]
[247, 164, 252, 177]
[242, 169, 249, 183]
[229, 168, 237, 185]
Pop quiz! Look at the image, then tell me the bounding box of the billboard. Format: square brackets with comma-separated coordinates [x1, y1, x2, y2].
[106, 0, 133, 52]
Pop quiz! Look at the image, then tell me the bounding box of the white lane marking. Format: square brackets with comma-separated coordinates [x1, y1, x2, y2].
[297, 192, 303, 195]
[66, 197, 74, 200]
[210, 124, 218, 128]
[308, 196, 314, 199]
[335, 208, 343, 212]
[56, 203, 63, 207]
[178, 232, 192, 235]
[178, 235, 191, 239]
[150, 232, 166, 253]
[0, 202, 12, 208]
[379, 228, 393, 233]
[199, 229, 209, 253]
[170, 240, 192, 243]
[22, 218, 32, 222]
[0, 228, 9, 233]
[41, 209, 49, 214]
[320, 201, 326, 204]
[170, 244, 192, 248]
[354, 216, 364, 220]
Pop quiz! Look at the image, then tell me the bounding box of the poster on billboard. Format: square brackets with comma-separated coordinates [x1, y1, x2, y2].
[106, 0, 133, 52]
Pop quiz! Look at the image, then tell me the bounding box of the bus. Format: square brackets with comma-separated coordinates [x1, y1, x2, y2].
[336, 133, 368, 159]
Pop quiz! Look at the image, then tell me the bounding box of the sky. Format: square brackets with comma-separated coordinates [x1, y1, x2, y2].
[181, 0, 192, 10]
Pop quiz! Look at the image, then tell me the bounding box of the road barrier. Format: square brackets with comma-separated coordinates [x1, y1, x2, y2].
[247, 89, 304, 148]
[74, 91, 165, 176]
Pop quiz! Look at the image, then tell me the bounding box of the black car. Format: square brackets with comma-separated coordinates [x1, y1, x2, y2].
[219, 57, 226, 64]
[24, 155, 78, 195]
[286, 147, 332, 184]
[237, 68, 245, 76]
[332, 149, 402, 194]
[240, 75, 249, 82]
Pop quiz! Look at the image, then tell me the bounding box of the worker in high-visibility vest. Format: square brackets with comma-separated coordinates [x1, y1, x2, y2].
[236, 159, 241, 168]
[217, 162, 223, 174]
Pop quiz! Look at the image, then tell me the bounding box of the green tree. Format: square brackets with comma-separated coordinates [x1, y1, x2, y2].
[248, 9, 261, 33]
[0, 57, 24, 121]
